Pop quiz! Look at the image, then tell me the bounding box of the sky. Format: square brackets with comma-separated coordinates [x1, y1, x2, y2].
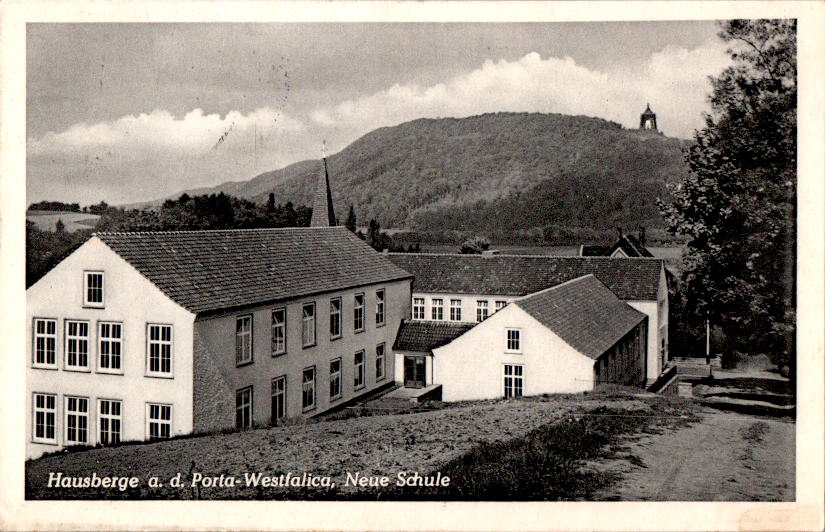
[26, 22, 732, 205]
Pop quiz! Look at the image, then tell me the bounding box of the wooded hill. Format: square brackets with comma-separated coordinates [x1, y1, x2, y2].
[163, 112, 691, 235]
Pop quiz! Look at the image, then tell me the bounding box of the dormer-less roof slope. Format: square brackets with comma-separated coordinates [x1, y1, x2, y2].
[97, 227, 412, 314]
[386, 253, 663, 301]
[516, 275, 647, 360]
[393, 320, 476, 353]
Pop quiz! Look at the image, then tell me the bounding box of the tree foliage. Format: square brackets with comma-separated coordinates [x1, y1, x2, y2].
[660, 20, 796, 368]
[459, 236, 491, 254]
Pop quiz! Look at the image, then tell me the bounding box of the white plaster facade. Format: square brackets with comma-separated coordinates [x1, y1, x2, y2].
[432, 304, 596, 402]
[26, 237, 195, 459]
[410, 292, 516, 323]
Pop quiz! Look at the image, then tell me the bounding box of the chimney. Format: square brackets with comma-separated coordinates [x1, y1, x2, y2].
[638, 227, 647, 247]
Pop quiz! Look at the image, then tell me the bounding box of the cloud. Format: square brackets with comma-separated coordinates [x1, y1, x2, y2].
[27, 42, 731, 204]
[311, 42, 731, 139]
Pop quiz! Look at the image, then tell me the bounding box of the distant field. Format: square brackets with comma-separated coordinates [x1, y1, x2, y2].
[26, 210, 99, 232]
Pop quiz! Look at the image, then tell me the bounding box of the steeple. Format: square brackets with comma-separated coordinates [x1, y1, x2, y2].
[310, 156, 336, 227]
[639, 103, 658, 131]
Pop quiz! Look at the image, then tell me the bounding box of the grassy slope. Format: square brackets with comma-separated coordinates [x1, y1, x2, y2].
[26, 392, 697, 501]
[158, 113, 691, 233]
[26, 211, 100, 232]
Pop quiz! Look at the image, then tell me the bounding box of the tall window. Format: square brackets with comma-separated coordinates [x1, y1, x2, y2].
[354, 294, 365, 332]
[236, 315, 253, 366]
[65, 320, 90, 370]
[271, 307, 286, 355]
[450, 300, 462, 321]
[33, 318, 57, 367]
[412, 298, 425, 320]
[33, 393, 57, 444]
[503, 365, 524, 398]
[98, 399, 122, 445]
[431, 298, 444, 321]
[506, 328, 522, 352]
[98, 322, 123, 372]
[329, 298, 342, 339]
[354, 350, 365, 389]
[375, 289, 385, 326]
[236, 386, 253, 429]
[329, 358, 342, 400]
[83, 271, 104, 307]
[271, 376, 287, 422]
[65, 396, 89, 445]
[495, 300, 507, 312]
[302, 303, 316, 347]
[147, 403, 172, 439]
[302, 366, 316, 411]
[476, 300, 489, 322]
[375, 343, 386, 381]
[147, 324, 172, 376]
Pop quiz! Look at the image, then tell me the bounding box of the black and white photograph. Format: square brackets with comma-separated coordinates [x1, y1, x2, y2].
[1, 1, 823, 531]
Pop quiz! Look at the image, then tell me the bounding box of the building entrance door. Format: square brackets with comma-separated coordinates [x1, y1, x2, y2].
[403, 356, 426, 388]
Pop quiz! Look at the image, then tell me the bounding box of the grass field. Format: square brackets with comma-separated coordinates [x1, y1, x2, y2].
[26, 210, 100, 232]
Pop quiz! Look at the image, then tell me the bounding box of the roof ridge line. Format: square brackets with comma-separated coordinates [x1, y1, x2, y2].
[94, 226, 345, 236]
[514, 274, 596, 302]
[387, 251, 663, 260]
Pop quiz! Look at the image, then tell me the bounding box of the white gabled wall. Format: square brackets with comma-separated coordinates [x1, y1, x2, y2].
[432, 305, 595, 402]
[26, 237, 195, 459]
[627, 265, 669, 383]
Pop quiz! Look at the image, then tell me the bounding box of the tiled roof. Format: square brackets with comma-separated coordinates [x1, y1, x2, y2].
[393, 320, 476, 352]
[387, 253, 663, 301]
[97, 227, 412, 314]
[516, 275, 647, 359]
[608, 234, 654, 258]
[580, 245, 610, 257]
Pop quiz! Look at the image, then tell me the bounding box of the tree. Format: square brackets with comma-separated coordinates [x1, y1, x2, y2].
[459, 235, 491, 254]
[345, 205, 357, 232]
[266, 193, 276, 214]
[54, 219, 65, 233]
[659, 20, 796, 373]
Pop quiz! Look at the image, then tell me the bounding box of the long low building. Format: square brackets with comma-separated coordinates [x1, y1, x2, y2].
[26, 226, 412, 458]
[387, 252, 669, 389]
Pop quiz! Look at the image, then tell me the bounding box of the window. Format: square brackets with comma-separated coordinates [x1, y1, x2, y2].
[375, 343, 386, 381]
[147, 324, 172, 376]
[302, 303, 316, 347]
[33, 393, 57, 444]
[271, 307, 286, 355]
[330, 298, 342, 339]
[431, 298, 444, 321]
[329, 358, 342, 400]
[450, 300, 462, 321]
[476, 300, 489, 322]
[354, 294, 365, 332]
[235, 315, 253, 366]
[65, 396, 89, 445]
[147, 403, 172, 439]
[506, 328, 522, 352]
[98, 322, 123, 373]
[65, 320, 90, 370]
[354, 350, 365, 389]
[375, 289, 385, 326]
[236, 387, 253, 429]
[98, 399, 122, 445]
[495, 300, 507, 312]
[503, 364, 524, 398]
[33, 318, 57, 367]
[302, 366, 316, 411]
[84, 271, 104, 307]
[271, 376, 287, 423]
[412, 298, 425, 320]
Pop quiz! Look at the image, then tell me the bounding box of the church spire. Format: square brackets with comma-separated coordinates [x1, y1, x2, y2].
[310, 146, 336, 227]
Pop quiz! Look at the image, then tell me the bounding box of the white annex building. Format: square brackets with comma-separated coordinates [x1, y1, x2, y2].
[388, 252, 669, 401]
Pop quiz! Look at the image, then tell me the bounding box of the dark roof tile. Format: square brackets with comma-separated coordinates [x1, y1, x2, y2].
[393, 320, 476, 352]
[516, 275, 647, 359]
[387, 253, 662, 300]
[97, 227, 412, 314]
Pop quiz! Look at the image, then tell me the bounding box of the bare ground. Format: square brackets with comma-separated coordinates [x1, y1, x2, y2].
[592, 409, 795, 501]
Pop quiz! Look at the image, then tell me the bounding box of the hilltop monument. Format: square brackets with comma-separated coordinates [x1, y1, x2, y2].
[639, 103, 658, 131]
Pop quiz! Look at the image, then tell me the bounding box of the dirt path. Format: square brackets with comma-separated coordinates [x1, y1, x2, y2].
[594, 410, 794, 501]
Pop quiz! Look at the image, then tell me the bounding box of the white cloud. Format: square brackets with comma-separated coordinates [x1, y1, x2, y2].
[311, 42, 731, 139]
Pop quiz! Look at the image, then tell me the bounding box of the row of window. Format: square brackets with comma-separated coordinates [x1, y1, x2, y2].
[33, 318, 172, 376]
[236, 344, 387, 428]
[32, 392, 171, 446]
[240, 289, 386, 365]
[412, 298, 508, 322]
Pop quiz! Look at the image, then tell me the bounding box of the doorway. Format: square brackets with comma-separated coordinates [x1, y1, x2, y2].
[403, 356, 426, 388]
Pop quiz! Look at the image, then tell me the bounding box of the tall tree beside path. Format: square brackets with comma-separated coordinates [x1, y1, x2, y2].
[660, 20, 796, 376]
